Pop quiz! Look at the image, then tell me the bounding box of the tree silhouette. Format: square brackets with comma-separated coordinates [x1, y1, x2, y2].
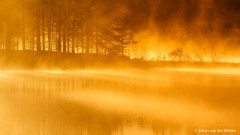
[0, 0, 136, 57]
[169, 47, 184, 61]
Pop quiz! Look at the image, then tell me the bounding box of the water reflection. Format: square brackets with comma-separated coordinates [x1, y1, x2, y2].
[0, 69, 239, 135]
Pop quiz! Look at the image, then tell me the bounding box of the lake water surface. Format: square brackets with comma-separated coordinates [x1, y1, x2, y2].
[0, 69, 239, 135]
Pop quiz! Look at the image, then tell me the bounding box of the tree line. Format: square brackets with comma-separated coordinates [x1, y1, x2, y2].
[0, 0, 136, 56]
[157, 47, 220, 62]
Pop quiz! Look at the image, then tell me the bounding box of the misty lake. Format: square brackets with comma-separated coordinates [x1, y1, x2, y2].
[0, 69, 239, 135]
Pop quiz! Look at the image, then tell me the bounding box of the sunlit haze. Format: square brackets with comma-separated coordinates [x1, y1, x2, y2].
[0, 0, 240, 135]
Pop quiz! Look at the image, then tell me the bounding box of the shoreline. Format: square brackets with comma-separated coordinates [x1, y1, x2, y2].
[0, 50, 240, 70]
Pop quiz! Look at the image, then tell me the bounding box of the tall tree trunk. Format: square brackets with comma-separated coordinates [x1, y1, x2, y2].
[22, 0, 25, 50]
[31, 20, 35, 51]
[72, 20, 75, 53]
[67, 16, 70, 53]
[22, 24, 25, 50]
[85, 21, 89, 54]
[57, 24, 62, 52]
[57, 16, 62, 52]
[90, 25, 94, 53]
[81, 17, 84, 53]
[42, 3, 45, 51]
[96, 30, 99, 54]
[63, 17, 66, 53]
[5, 25, 11, 51]
[36, 4, 41, 51]
[121, 22, 124, 56]
[47, 17, 52, 51]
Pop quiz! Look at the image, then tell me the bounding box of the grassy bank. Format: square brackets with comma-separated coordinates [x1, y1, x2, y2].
[0, 50, 240, 70]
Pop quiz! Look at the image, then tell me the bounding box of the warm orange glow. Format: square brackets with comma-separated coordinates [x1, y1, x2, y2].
[1, 0, 240, 134]
[130, 31, 240, 63]
[1, 70, 240, 134]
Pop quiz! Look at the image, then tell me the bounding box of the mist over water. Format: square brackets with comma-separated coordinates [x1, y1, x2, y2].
[1, 0, 240, 134]
[0, 69, 239, 135]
